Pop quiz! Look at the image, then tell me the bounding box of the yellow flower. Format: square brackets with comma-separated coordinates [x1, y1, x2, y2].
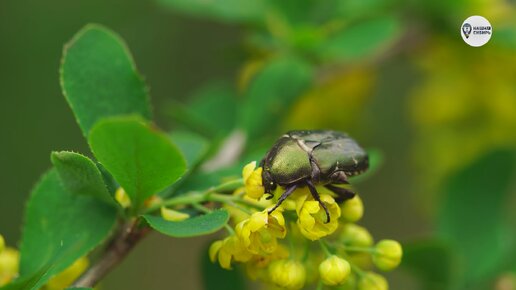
[160, 207, 190, 221]
[243, 161, 265, 199]
[357, 272, 388, 290]
[0, 247, 19, 287]
[296, 194, 341, 240]
[44, 257, 89, 290]
[0, 235, 4, 254]
[268, 260, 306, 290]
[236, 209, 287, 255]
[372, 240, 402, 271]
[245, 245, 289, 281]
[319, 255, 351, 286]
[209, 235, 252, 270]
[115, 187, 131, 208]
[340, 195, 364, 222]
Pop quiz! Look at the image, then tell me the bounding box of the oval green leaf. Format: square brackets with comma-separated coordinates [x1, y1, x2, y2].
[17, 170, 117, 289]
[89, 116, 186, 209]
[438, 149, 516, 285]
[142, 209, 229, 238]
[51, 151, 116, 206]
[319, 16, 401, 62]
[60, 24, 151, 137]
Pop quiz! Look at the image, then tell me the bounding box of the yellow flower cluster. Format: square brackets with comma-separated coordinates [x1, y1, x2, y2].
[210, 162, 403, 290]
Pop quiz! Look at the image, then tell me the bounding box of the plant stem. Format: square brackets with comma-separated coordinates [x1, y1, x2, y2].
[72, 219, 149, 288]
[318, 240, 333, 257]
[144, 179, 244, 213]
[349, 262, 366, 278]
[333, 243, 377, 254]
[74, 179, 247, 287]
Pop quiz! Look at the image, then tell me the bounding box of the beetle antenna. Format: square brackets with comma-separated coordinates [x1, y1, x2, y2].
[267, 184, 298, 214]
[325, 184, 355, 204]
[306, 180, 331, 223]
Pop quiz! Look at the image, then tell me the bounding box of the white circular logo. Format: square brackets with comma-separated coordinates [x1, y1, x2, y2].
[461, 16, 492, 47]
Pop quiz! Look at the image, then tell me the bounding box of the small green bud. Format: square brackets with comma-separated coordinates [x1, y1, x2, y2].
[268, 260, 306, 290]
[358, 271, 388, 290]
[373, 240, 402, 271]
[160, 207, 190, 221]
[340, 195, 364, 222]
[319, 255, 351, 286]
[115, 187, 131, 208]
[340, 224, 374, 247]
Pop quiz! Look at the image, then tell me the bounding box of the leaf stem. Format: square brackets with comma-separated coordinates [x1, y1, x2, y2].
[333, 244, 377, 254]
[144, 178, 244, 213]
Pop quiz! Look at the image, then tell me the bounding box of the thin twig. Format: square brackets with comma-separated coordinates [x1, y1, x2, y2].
[72, 220, 150, 288]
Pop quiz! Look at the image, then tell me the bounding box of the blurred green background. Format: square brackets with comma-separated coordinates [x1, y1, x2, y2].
[1, 0, 515, 289]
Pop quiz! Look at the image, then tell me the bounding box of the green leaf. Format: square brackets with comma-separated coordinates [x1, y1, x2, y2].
[319, 16, 401, 62]
[17, 170, 117, 289]
[66, 288, 93, 290]
[157, 0, 266, 23]
[240, 57, 313, 138]
[89, 116, 186, 209]
[170, 131, 210, 168]
[201, 244, 245, 290]
[142, 209, 229, 238]
[438, 149, 516, 285]
[402, 240, 458, 290]
[51, 151, 115, 205]
[60, 24, 151, 137]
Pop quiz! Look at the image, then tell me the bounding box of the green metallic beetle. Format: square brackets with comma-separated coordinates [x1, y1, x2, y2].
[261, 130, 369, 222]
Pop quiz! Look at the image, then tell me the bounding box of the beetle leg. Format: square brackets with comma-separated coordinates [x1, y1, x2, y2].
[330, 171, 349, 184]
[267, 184, 298, 214]
[325, 184, 355, 204]
[306, 180, 331, 224]
[266, 193, 275, 200]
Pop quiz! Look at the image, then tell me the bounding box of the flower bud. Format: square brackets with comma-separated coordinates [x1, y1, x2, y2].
[0, 248, 19, 286]
[340, 224, 373, 247]
[373, 240, 402, 271]
[0, 235, 4, 254]
[340, 195, 364, 222]
[268, 260, 306, 290]
[160, 207, 190, 221]
[115, 187, 131, 208]
[358, 272, 388, 290]
[319, 255, 351, 286]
